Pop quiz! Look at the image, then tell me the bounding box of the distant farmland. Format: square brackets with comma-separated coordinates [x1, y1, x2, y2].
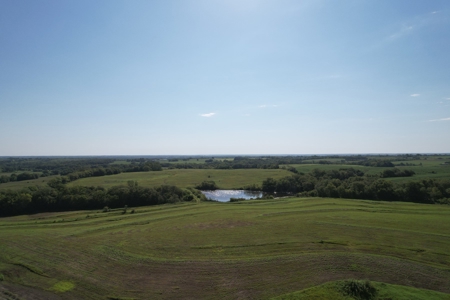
[67, 168, 293, 189]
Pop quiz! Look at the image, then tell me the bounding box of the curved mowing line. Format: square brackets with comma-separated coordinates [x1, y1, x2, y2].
[314, 221, 450, 239]
[0, 202, 204, 229]
[71, 211, 208, 236]
[94, 246, 450, 270]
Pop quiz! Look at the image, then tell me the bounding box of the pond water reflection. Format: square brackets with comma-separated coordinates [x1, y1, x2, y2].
[201, 190, 263, 202]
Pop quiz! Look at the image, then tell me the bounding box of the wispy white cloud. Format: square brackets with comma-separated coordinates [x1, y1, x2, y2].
[200, 112, 216, 117]
[410, 94, 420, 97]
[259, 104, 278, 108]
[386, 11, 441, 43]
[389, 25, 414, 40]
[428, 117, 450, 122]
[445, 98, 450, 100]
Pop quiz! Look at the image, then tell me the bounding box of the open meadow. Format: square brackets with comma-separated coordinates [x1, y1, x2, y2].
[3, 0, 450, 297]
[66, 169, 292, 189]
[0, 175, 59, 191]
[283, 156, 450, 183]
[1, 197, 450, 299]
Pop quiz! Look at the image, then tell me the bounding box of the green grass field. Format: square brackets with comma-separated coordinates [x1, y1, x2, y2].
[0, 175, 59, 191]
[283, 158, 450, 183]
[1, 197, 450, 299]
[2, 155, 448, 193]
[67, 169, 293, 189]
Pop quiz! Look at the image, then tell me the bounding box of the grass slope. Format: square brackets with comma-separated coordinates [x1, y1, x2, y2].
[1, 198, 450, 299]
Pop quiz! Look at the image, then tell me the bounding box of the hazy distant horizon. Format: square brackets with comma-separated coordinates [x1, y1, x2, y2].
[1, 153, 449, 159]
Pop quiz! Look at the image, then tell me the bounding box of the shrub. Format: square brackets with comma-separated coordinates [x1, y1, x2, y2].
[340, 280, 377, 300]
[230, 198, 246, 202]
[195, 181, 218, 190]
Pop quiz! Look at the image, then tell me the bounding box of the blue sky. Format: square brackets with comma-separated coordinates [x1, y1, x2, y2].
[1, 0, 449, 155]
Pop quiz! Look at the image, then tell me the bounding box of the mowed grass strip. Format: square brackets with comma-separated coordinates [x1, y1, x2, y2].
[67, 168, 292, 189]
[1, 198, 450, 299]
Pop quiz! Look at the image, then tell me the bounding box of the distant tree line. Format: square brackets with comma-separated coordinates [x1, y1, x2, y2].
[1, 156, 426, 178]
[161, 157, 282, 170]
[380, 168, 415, 178]
[161, 157, 422, 170]
[0, 181, 205, 217]
[262, 168, 450, 204]
[195, 181, 219, 190]
[0, 157, 116, 174]
[354, 159, 395, 167]
[0, 172, 40, 184]
[65, 162, 162, 182]
[0, 158, 162, 185]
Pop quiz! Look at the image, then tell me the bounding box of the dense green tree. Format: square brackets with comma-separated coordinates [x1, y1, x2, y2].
[195, 181, 218, 190]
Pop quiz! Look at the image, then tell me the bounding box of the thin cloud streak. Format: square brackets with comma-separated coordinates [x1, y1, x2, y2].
[200, 113, 216, 117]
[410, 94, 420, 97]
[259, 104, 278, 108]
[389, 25, 414, 40]
[386, 11, 442, 43]
[428, 117, 450, 122]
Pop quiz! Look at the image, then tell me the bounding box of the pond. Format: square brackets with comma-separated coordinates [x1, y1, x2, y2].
[201, 190, 264, 202]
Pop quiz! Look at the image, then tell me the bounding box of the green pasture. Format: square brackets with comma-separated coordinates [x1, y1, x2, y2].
[1, 197, 450, 299]
[285, 159, 450, 183]
[389, 158, 450, 182]
[0, 175, 59, 191]
[67, 169, 292, 189]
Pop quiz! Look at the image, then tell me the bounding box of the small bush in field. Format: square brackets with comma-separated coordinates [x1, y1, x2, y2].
[340, 280, 377, 300]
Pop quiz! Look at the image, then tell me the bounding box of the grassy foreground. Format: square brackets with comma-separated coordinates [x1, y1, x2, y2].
[1, 197, 450, 299]
[273, 280, 450, 300]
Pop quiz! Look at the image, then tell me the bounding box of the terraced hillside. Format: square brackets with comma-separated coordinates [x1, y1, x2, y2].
[1, 198, 450, 299]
